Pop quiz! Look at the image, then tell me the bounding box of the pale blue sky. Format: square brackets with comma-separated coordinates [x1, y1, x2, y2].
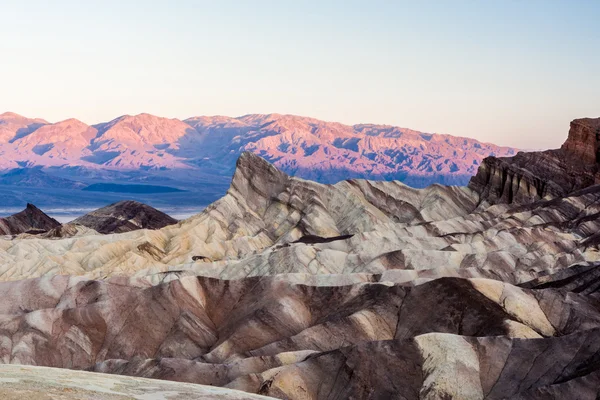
[1, 0, 598, 148]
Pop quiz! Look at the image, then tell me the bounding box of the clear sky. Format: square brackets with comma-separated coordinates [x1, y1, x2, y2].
[1, 0, 598, 149]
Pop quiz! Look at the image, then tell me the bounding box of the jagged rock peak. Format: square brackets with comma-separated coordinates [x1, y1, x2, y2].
[219, 151, 479, 244]
[232, 151, 289, 188]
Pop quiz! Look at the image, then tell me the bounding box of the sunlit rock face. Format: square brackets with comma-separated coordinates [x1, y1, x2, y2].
[561, 118, 600, 164]
[0, 119, 599, 398]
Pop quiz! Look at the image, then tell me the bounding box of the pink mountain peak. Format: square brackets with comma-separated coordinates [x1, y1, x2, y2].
[0, 112, 48, 124]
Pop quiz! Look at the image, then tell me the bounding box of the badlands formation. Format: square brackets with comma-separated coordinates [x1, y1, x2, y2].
[0, 118, 598, 398]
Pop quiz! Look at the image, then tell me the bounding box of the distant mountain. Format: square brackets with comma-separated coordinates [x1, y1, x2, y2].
[0, 112, 47, 146]
[0, 168, 86, 189]
[185, 114, 519, 186]
[0, 111, 518, 187]
[82, 183, 185, 194]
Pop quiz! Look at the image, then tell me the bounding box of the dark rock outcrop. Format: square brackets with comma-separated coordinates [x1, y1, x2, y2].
[469, 117, 600, 205]
[0, 203, 60, 235]
[72, 200, 177, 234]
[292, 234, 354, 244]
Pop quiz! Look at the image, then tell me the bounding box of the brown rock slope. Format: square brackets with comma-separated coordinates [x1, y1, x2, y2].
[0, 269, 599, 398]
[469, 117, 600, 205]
[0, 203, 60, 235]
[71, 200, 177, 234]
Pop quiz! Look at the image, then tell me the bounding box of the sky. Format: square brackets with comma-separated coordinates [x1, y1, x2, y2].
[1, 0, 598, 149]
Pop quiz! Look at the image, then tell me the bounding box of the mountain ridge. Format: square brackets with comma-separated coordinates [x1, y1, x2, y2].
[0, 111, 519, 187]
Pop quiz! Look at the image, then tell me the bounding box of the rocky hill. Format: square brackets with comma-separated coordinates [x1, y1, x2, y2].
[0, 112, 47, 144]
[0, 111, 517, 187]
[72, 200, 178, 234]
[0, 119, 597, 398]
[0, 203, 60, 235]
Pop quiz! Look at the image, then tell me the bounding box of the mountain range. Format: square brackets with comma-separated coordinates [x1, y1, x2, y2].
[0, 112, 517, 199]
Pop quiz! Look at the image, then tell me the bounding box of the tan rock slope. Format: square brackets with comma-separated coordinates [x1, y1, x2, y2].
[0, 118, 599, 398]
[0, 364, 273, 399]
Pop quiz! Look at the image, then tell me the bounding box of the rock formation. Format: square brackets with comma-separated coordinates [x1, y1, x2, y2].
[561, 117, 600, 164]
[71, 200, 178, 234]
[0, 203, 60, 235]
[36, 223, 99, 239]
[469, 117, 600, 205]
[0, 121, 597, 398]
